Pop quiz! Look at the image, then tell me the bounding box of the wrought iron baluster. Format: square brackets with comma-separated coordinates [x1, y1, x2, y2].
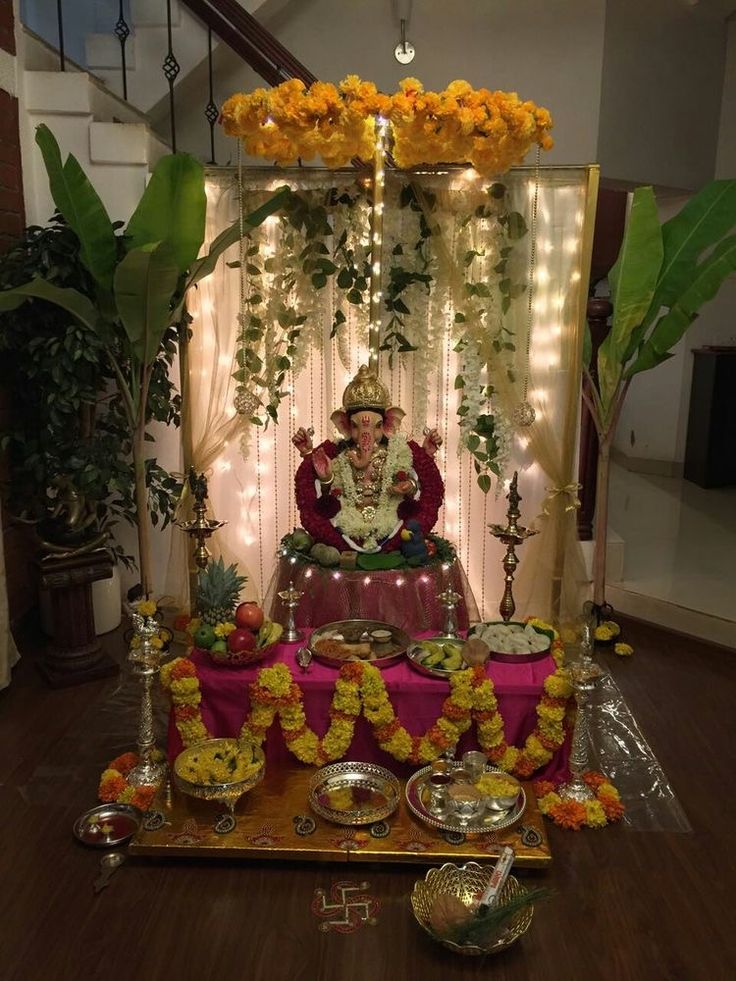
[162, 0, 181, 152]
[204, 27, 218, 164]
[56, 0, 65, 71]
[114, 1, 131, 101]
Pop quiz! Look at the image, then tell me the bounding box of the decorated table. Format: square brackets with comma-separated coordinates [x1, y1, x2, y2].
[165, 633, 571, 783]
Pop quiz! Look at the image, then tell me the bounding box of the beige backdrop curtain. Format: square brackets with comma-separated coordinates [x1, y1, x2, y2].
[178, 165, 596, 623]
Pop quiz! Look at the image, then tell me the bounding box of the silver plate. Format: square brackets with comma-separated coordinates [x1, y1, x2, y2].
[73, 803, 142, 848]
[308, 761, 401, 826]
[309, 619, 409, 668]
[406, 636, 467, 679]
[469, 621, 552, 664]
[405, 765, 526, 835]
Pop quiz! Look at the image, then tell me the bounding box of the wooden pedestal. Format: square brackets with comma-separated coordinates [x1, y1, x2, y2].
[36, 550, 119, 688]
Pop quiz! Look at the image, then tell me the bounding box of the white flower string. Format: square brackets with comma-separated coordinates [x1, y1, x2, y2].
[513, 146, 541, 429]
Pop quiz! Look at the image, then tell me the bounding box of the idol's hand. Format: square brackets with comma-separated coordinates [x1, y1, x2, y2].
[422, 427, 443, 457]
[312, 447, 333, 483]
[293, 427, 314, 457]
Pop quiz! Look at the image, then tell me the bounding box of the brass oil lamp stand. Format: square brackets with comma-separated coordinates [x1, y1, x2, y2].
[278, 580, 304, 643]
[488, 472, 538, 622]
[127, 609, 167, 789]
[176, 468, 226, 608]
[557, 625, 603, 802]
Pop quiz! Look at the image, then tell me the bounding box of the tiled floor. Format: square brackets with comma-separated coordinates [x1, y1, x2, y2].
[606, 464, 736, 647]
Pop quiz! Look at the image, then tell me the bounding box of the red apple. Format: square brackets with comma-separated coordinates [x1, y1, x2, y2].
[228, 628, 257, 653]
[235, 602, 264, 632]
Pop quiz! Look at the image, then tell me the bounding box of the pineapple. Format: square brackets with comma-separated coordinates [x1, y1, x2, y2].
[196, 557, 247, 625]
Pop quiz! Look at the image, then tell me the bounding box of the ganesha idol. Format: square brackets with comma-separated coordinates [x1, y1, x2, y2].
[292, 365, 445, 559]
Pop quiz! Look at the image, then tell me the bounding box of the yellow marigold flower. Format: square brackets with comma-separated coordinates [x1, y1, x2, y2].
[538, 703, 566, 722]
[595, 625, 614, 642]
[584, 799, 608, 828]
[187, 618, 201, 635]
[150, 636, 163, 650]
[525, 734, 550, 762]
[478, 725, 504, 749]
[598, 782, 620, 800]
[537, 791, 561, 815]
[118, 786, 136, 804]
[137, 599, 157, 617]
[213, 622, 236, 638]
[498, 746, 520, 771]
[170, 677, 200, 698]
[544, 670, 573, 699]
[260, 663, 293, 698]
[614, 642, 634, 657]
[384, 729, 413, 761]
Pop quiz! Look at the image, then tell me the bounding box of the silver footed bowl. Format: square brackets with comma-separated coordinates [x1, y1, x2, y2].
[173, 738, 265, 812]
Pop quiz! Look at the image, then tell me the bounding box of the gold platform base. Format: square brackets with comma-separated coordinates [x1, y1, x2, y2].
[129, 765, 551, 867]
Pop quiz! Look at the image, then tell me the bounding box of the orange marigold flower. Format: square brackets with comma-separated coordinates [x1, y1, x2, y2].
[550, 799, 587, 831]
[582, 771, 608, 790]
[99, 773, 126, 802]
[130, 787, 157, 811]
[171, 658, 196, 680]
[108, 752, 138, 776]
[442, 700, 470, 721]
[374, 719, 402, 743]
[514, 756, 537, 778]
[474, 710, 499, 723]
[174, 704, 198, 722]
[599, 795, 625, 821]
[340, 662, 365, 683]
[534, 780, 556, 797]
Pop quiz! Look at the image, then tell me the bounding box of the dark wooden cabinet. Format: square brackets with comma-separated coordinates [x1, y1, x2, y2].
[684, 347, 736, 488]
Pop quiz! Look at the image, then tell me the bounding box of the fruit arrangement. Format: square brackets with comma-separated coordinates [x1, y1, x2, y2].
[413, 639, 464, 672]
[196, 556, 248, 626]
[191, 600, 283, 667]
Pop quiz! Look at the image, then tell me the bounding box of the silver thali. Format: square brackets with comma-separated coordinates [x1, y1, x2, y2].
[309, 619, 409, 668]
[308, 761, 401, 825]
[405, 764, 526, 835]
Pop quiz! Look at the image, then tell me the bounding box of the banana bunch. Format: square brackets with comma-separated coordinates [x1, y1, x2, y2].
[256, 619, 284, 649]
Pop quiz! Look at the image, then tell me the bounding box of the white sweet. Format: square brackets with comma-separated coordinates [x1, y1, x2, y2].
[474, 621, 551, 655]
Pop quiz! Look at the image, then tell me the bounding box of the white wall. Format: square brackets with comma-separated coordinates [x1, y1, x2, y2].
[173, 0, 607, 168]
[597, 0, 728, 190]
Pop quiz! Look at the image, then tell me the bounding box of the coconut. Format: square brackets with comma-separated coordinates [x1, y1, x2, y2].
[462, 636, 490, 666]
[428, 894, 472, 936]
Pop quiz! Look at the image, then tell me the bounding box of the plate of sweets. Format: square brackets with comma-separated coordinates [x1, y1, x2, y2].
[309, 619, 409, 668]
[468, 621, 552, 663]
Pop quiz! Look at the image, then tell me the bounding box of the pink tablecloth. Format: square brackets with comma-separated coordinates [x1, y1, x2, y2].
[168, 635, 570, 782]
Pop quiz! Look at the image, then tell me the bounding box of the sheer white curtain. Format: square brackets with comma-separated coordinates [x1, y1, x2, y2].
[182, 166, 596, 623]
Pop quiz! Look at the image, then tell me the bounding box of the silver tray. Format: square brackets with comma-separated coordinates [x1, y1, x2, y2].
[73, 803, 142, 848]
[469, 621, 552, 664]
[308, 761, 401, 825]
[406, 636, 468, 679]
[309, 619, 409, 668]
[405, 765, 526, 835]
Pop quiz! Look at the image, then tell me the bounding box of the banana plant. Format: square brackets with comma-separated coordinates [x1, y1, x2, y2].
[0, 125, 290, 597]
[583, 180, 736, 609]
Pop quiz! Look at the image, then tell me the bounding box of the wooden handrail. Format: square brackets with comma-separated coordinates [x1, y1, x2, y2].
[180, 0, 317, 88]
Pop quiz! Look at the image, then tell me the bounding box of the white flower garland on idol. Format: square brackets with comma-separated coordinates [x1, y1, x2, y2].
[330, 433, 413, 551]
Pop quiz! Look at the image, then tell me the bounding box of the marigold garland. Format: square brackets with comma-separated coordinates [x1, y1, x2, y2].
[98, 752, 157, 811]
[221, 76, 553, 176]
[533, 772, 625, 830]
[161, 620, 573, 777]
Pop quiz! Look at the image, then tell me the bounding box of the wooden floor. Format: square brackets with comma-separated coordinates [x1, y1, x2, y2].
[1, 616, 734, 981]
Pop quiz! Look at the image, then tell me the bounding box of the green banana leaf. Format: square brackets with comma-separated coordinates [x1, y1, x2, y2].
[625, 233, 736, 378]
[648, 180, 736, 313]
[185, 186, 292, 289]
[0, 275, 98, 331]
[113, 242, 181, 366]
[596, 186, 662, 413]
[125, 154, 206, 275]
[35, 124, 118, 290]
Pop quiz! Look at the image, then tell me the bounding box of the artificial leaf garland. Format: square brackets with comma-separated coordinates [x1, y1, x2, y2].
[161, 620, 573, 777]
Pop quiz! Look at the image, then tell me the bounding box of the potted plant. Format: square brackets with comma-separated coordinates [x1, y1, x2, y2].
[582, 181, 736, 615]
[0, 215, 181, 576]
[0, 125, 290, 597]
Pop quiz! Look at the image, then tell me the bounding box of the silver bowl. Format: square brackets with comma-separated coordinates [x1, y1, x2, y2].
[308, 761, 400, 825]
[173, 738, 265, 818]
